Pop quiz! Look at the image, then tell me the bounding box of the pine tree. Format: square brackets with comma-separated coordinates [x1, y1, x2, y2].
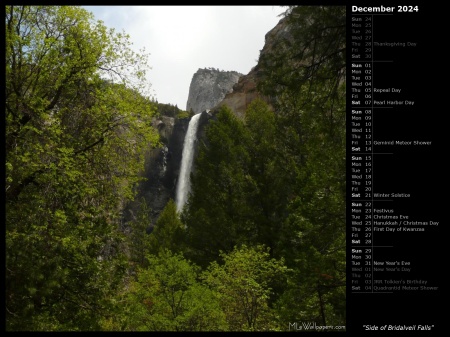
[257, 6, 346, 327]
[147, 199, 185, 255]
[182, 105, 253, 267]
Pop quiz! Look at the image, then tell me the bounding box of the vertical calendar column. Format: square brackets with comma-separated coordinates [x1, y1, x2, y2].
[348, 5, 441, 334]
[350, 14, 373, 293]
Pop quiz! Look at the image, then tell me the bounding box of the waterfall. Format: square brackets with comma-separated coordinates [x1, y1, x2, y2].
[175, 113, 202, 212]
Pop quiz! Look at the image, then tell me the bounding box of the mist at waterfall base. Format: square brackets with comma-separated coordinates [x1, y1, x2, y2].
[175, 113, 202, 212]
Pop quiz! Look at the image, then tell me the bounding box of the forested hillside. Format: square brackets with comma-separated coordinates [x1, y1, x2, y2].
[5, 5, 346, 331]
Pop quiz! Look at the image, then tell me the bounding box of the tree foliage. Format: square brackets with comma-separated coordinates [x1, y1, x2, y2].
[258, 5, 346, 328]
[147, 199, 185, 256]
[126, 197, 154, 269]
[117, 250, 227, 331]
[5, 5, 158, 330]
[183, 5, 346, 329]
[182, 105, 253, 266]
[202, 245, 288, 331]
[109, 246, 287, 332]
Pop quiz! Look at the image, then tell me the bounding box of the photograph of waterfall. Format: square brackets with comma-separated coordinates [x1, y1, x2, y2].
[6, 5, 345, 331]
[175, 113, 202, 212]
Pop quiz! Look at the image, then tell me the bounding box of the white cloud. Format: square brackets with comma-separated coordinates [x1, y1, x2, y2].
[84, 5, 285, 109]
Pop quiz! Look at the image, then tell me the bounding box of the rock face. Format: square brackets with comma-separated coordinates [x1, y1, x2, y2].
[213, 67, 261, 119]
[213, 16, 289, 118]
[186, 68, 242, 114]
[123, 116, 189, 227]
[124, 111, 215, 228]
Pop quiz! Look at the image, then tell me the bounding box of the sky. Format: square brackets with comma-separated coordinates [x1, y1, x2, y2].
[82, 6, 286, 110]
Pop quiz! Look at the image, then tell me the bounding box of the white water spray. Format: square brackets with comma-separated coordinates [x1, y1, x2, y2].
[175, 113, 202, 212]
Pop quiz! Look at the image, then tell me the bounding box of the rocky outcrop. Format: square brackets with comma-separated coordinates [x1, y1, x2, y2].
[153, 115, 175, 144]
[123, 116, 190, 227]
[212, 16, 290, 118]
[185, 16, 291, 122]
[186, 68, 242, 114]
[124, 107, 217, 225]
[213, 67, 262, 119]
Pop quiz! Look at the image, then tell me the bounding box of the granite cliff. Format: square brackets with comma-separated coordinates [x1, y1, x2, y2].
[212, 15, 290, 118]
[186, 68, 242, 114]
[124, 110, 213, 227]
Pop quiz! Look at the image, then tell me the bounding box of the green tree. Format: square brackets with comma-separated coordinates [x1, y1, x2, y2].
[258, 6, 346, 328]
[127, 197, 153, 269]
[243, 99, 291, 256]
[202, 245, 289, 331]
[119, 250, 227, 331]
[182, 100, 292, 268]
[182, 105, 254, 267]
[147, 199, 185, 256]
[5, 5, 158, 330]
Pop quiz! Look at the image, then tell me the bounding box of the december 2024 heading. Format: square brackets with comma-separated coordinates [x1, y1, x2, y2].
[352, 5, 419, 13]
